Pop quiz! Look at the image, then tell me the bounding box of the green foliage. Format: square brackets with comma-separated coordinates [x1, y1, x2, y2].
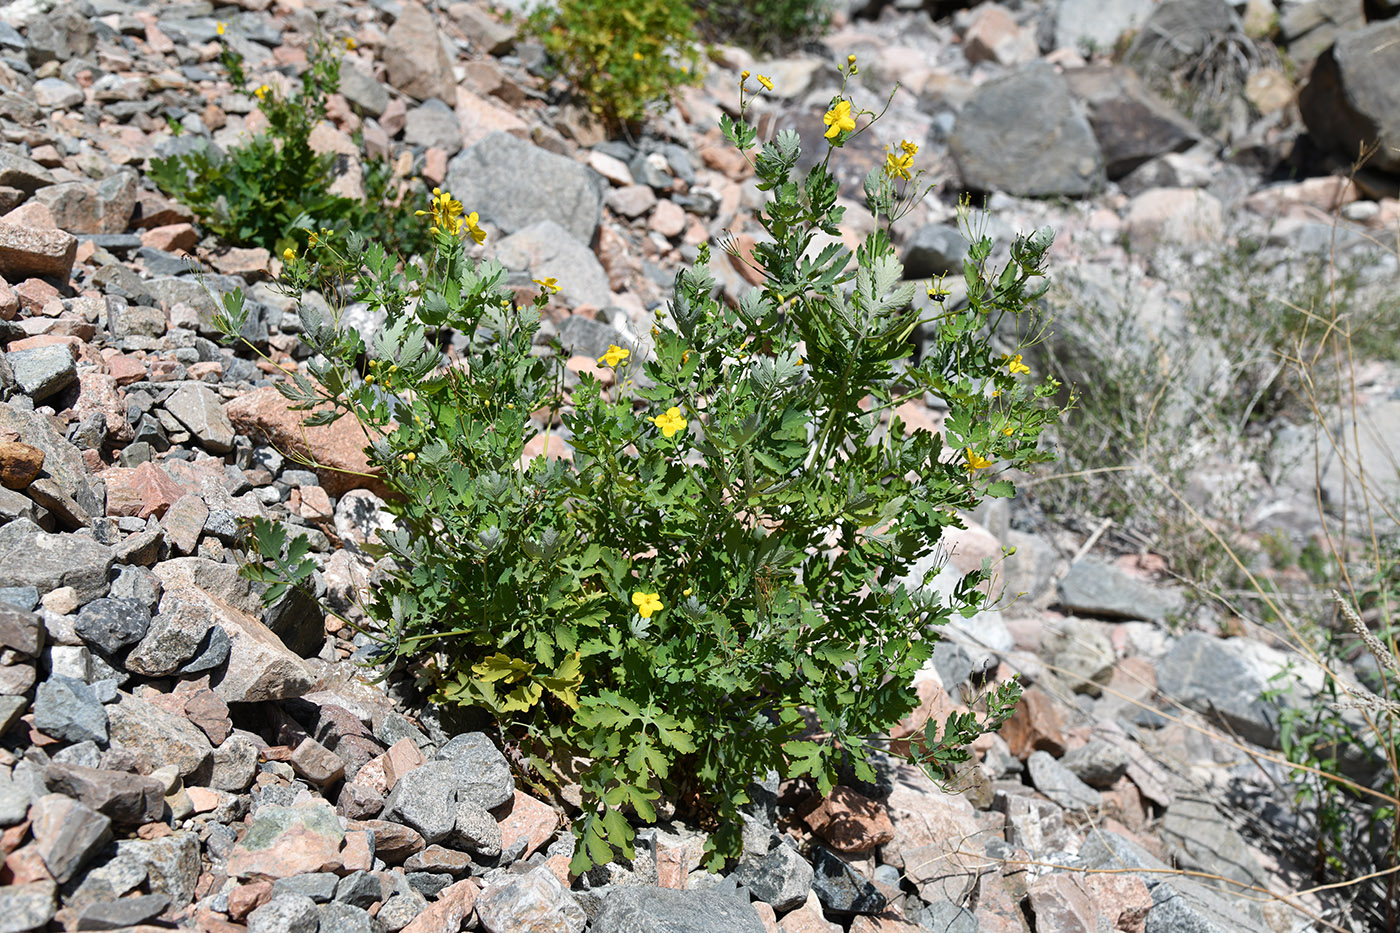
[220, 71, 1066, 873]
[694, 0, 829, 55]
[526, 0, 704, 130]
[150, 36, 429, 259]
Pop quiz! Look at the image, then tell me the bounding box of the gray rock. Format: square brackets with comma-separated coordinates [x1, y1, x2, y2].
[1060, 740, 1130, 788]
[445, 132, 604, 245]
[0, 404, 101, 516]
[1063, 65, 1200, 179]
[74, 893, 170, 930]
[376, 890, 428, 930]
[438, 732, 515, 809]
[24, 7, 93, 64]
[1300, 22, 1400, 184]
[164, 384, 235, 453]
[124, 597, 213, 676]
[950, 63, 1104, 197]
[383, 760, 459, 843]
[335, 871, 384, 909]
[339, 65, 389, 117]
[1159, 797, 1267, 890]
[0, 881, 57, 933]
[73, 597, 151, 655]
[1125, 0, 1244, 74]
[733, 839, 812, 911]
[106, 691, 212, 779]
[211, 733, 260, 792]
[900, 223, 967, 280]
[1048, 0, 1155, 53]
[317, 901, 377, 933]
[404, 99, 463, 154]
[0, 150, 56, 195]
[1056, 559, 1182, 621]
[917, 900, 979, 933]
[450, 796, 502, 856]
[1048, 617, 1116, 695]
[248, 894, 320, 933]
[384, 0, 456, 103]
[63, 851, 148, 915]
[588, 882, 765, 933]
[8, 345, 77, 402]
[43, 761, 164, 825]
[0, 519, 113, 604]
[32, 792, 113, 883]
[810, 845, 886, 915]
[34, 674, 108, 745]
[1027, 750, 1103, 809]
[1156, 632, 1283, 748]
[0, 693, 26, 735]
[0, 771, 31, 826]
[0, 602, 43, 655]
[273, 872, 341, 903]
[406, 871, 454, 898]
[115, 832, 203, 909]
[556, 314, 622, 360]
[478, 866, 588, 933]
[448, 1, 517, 54]
[494, 220, 611, 309]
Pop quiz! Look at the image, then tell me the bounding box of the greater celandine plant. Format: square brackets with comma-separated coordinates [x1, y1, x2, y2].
[217, 58, 1067, 871]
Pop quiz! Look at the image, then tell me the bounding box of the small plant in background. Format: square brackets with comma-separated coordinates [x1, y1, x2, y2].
[693, 0, 829, 55]
[525, 0, 704, 131]
[151, 33, 430, 259]
[216, 64, 1067, 873]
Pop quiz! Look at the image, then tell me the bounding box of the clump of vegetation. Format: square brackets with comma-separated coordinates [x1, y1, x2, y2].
[151, 34, 429, 259]
[525, 0, 705, 131]
[694, 0, 830, 55]
[218, 63, 1067, 873]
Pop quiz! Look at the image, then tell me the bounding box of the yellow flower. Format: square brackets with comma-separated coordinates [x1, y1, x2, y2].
[964, 449, 993, 471]
[1003, 425, 1014, 436]
[307, 231, 319, 247]
[365, 374, 375, 384]
[633, 51, 643, 60]
[650, 406, 687, 438]
[757, 74, 773, 91]
[253, 84, 270, 100]
[632, 591, 663, 619]
[741, 70, 751, 80]
[1003, 353, 1030, 375]
[344, 36, 357, 50]
[847, 53, 858, 75]
[884, 147, 913, 180]
[282, 247, 296, 262]
[823, 99, 855, 140]
[900, 139, 919, 156]
[533, 277, 561, 294]
[598, 344, 630, 368]
[216, 21, 226, 35]
[416, 188, 464, 236]
[683, 587, 693, 596]
[464, 211, 486, 245]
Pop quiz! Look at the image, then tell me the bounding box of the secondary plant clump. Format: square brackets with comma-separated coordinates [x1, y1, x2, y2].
[218, 61, 1067, 871]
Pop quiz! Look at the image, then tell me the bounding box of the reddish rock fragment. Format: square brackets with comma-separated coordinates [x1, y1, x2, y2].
[801, 786, 895, 854]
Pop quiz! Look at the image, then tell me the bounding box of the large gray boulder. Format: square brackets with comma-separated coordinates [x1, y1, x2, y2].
[1064, 66, 1200, 179]
[1299, 21, 1400, 174]
[445, 133, 605, 245]
[950, 63, 1104, 197]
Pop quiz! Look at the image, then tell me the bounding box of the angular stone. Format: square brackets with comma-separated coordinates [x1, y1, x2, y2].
[124, 596, 213, 676]
[404, 99, 463, 154]
[1060, 740, 1130, 788]
[494, 220, 610, 309]
[735, 839, 813, 912]
[289, 736, 346, 786]
[164, 384, 235, 453]
[0, 221, 77, 280]
[248, 894, 319, 933]
[319, 901, 378, 933]
[1299, 21, 1400, 173]
[161, 494, 208, 554]
[115, 832, 201, 909]
[272, 872, 340, 903]
[450, 796, 501, 856]
[31, 174, 137, 235]
[1123, 187, 1225, 252]
[8, 344, 76, 402]
[33, 674, 108, 745]
[999, 686, 1067, 758]
[0, 441, 44, 491]
[438, 732, 515, 809]
[74, 892, 170, 930]
[950, 63, 1103, 197]
[0, 151, 56, 195]
[353, 819, 426, 863]
[445, 132, 604, 246]
[44, 761, 164, 824]
[0, 404, 99, 516]
[1064, 66, 1200, 179]
[104, 461, 186, 520]
[106, 691, 212, 779]
[74, 597, 151, 655]
[211, 733, 260, 792]
[478, 865, 587, 933]
[0, 881, 57, 932]
[1156, 632, 1283, 748]
[497, 790, 558, 860]
[1158, 796, 1266, 890]
[402, 877, 478, 933]
[404, 844, 473, 876]
[810, 847, 886, 916]
[228, 803, 346, 881]
[0, 603, 42, 655]
[225, 387, 386, 498]
[1026, 873, 1100, 932]
[384, 760, 458, 844]
[0, 519, 112, 604]
[385, 1, 456, 103]
[1027, 750, 1103, 810]
[32, 792, 112, 883]
[589, 882, 766, 933]
[801, 786, 894, 854]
